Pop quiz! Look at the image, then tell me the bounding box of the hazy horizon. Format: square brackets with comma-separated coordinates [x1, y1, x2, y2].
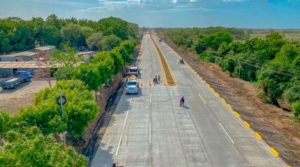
[0, 0, 300, 28]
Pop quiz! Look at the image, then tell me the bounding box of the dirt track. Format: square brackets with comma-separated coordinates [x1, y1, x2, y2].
[0, 79, 54, 115]
[160, 37, 300, 166]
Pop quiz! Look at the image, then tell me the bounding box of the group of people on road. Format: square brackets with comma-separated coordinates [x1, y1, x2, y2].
[152, 74, 185, 107]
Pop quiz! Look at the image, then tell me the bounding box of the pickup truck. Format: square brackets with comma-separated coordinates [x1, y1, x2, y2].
[126, 75, 139, 95]
[0, 71, 31, 89]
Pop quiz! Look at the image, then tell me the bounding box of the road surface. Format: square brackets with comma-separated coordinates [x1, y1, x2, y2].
[91, 34, 287, 167]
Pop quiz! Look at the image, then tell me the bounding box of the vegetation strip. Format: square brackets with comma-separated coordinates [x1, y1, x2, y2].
[150, 36, 176, 86]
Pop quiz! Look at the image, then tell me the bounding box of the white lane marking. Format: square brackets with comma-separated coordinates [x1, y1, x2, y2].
[198, 94, 207, 104]
[219, 123, 235, 144]
[150, 92, 152, 104]
[115, 99, 131, 156]
[149, 118, 152, 144]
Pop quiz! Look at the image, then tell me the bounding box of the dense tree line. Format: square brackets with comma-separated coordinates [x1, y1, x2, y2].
[0, 15, 138, 166]
[0, 15, 138, 54]
[156, 27, 248, 51]
[160, 28, 300, 117]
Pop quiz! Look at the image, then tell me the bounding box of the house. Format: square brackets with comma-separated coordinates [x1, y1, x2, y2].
[0, 61, 49, 77]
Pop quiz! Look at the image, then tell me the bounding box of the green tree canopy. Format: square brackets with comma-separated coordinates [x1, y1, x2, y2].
[50, 43, 82, 68]
[15, 80, 99, 137]
[0, 127, 87, 167]
[204, 32, 233, 50]
[74, 63, 102, 91]
[60, 23, 86, 47]
[98, 35, 122, 51]
[97, 17, 130, 40]
[86, 32, 103, 50]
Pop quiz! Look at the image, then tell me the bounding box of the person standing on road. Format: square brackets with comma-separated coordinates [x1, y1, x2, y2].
[180, 96, 185, 107]
[158, 74, 160, 83]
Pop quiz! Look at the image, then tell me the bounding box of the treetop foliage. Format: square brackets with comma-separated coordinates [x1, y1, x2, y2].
[0, 127, 87, 167]
[0, 15, 138, 54]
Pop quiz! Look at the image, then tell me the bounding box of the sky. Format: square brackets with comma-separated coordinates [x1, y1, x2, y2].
[0, 0, 299, 28]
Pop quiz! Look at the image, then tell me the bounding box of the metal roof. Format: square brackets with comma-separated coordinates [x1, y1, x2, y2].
[0, 61, 49, 69]
[35, 45, 55, 52]
[3, 51, 36, 57]
[77, 51, 95, 55]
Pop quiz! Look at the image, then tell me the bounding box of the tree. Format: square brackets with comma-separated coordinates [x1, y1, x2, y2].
[229, 41, 245, 54]
[80, 26, 95, 38]
[0, 111, 11, 136]
[60, 23, 86, 47]
[92, 52, 115, 77]
[0, 127, 87, 167]
[35, 21, 60, 46]
[204, 32, 233, 50]
[98, 35, 122, 51]
[86, 32, 103, 50]
[115, 40, 136, 64]
[257, 62, 292, 105]
[193, 36, 206, 54]
[97, 17, 130, 40]
[293, 56, 300, 80]
[224, 57, 236, 76]
[74, 63, 102, 91]
[283, 81, 300, 103]
[0, 15, 138, 54]
[31, 80, 99, 137]
[17, 103, 66, 135]
[54, 66, 76, 80]
[50, 43, 82, 68]
[218, 42, 230, 56]
[110, 50, 124, 74]
[292, 101, 300, 117]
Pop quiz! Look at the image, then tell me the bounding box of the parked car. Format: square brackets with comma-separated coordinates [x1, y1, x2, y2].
[128, 66, 140, 77]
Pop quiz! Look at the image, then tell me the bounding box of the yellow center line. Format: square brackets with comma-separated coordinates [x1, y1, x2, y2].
[150, 35, 176, 86]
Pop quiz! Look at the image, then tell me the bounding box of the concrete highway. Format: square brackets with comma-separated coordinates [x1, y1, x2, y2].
[90, 34, 287, 167]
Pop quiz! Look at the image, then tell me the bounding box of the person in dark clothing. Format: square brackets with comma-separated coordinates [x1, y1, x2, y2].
[180, 96, 185, 107]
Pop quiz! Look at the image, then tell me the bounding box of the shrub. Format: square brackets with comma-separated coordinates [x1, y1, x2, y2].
[292, 101, 300, 117]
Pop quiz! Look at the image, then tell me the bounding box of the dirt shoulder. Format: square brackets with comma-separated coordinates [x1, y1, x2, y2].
[0, 79, 54, 115]
[160, 37, 300, 166]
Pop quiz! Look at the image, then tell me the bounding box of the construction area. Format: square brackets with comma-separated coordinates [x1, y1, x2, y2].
[89, 34, 289, 167]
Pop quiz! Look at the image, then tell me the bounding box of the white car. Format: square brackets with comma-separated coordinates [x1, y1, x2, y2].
[128, 67, 139, 76]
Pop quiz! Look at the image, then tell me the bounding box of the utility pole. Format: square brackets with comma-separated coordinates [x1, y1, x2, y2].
[57, 89, 67, 144]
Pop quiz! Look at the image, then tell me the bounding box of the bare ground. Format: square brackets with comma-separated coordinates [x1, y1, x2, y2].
[0, 79, 54, 115]
[160, 37, 300, 166]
